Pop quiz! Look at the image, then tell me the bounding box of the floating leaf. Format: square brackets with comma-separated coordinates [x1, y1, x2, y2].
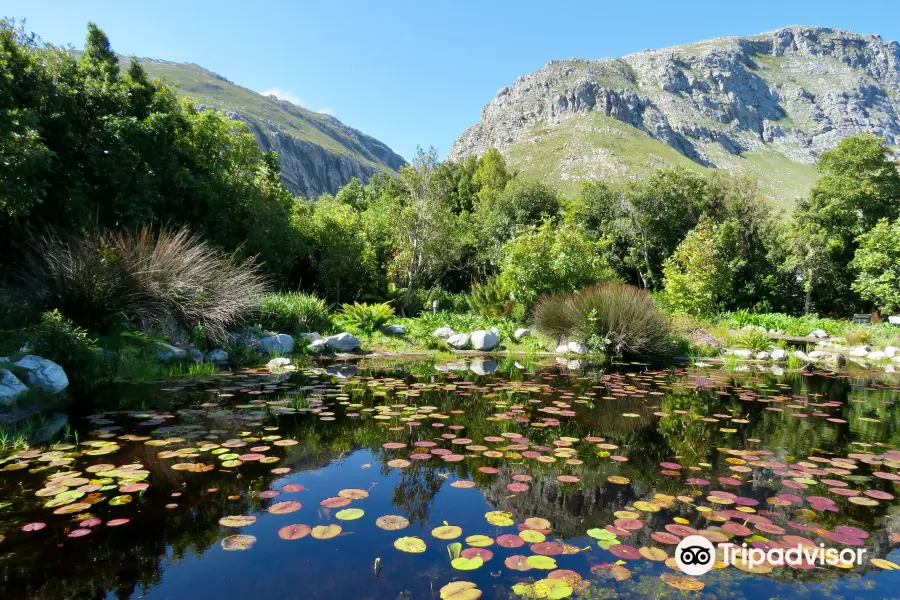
[451, 556, 484, 570]
[268, 501, 302, 515]
[440, 581, 482, 600]
[394, 536, 427, 553]
[432, 525, 463, 539]
[221, 534, 256, 551]
[376, 515, 410, 530]
[335, 508, 364, 521]
[278, 524, 311, 540]
[311, 524, 342, 540]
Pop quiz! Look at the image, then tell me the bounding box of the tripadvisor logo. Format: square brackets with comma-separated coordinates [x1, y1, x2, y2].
[675, 535, 715, 575]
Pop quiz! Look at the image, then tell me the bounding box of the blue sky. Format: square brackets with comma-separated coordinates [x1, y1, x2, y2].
[6, 0, 899, 161]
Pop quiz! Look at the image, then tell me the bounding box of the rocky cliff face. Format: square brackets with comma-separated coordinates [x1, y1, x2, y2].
[137, 59, 406, 198]
[449, 26, 900, 201]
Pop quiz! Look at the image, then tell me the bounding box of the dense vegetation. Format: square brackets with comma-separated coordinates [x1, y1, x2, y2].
[1, 20, 899, 379]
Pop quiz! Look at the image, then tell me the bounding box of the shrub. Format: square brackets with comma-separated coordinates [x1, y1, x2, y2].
[0, 287, 37, 329]
[28, 310, 103, 389]
[23, 227, 267, 342]
[336, 302, 395, 333]
[730, 329, 771, 352]
[467, 277, 511, 317]
[531, 284, 673, 358]
[258, 292, 330, 333]
[851, 218, 900, 314]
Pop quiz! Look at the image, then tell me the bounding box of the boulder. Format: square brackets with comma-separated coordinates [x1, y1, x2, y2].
[793, 350, 811, 363]
[470, 358, 498, 375]
[447, 333, 470, 349]
[886, 364, 896, 374]
[729, 349, 753, 358]
[14, 355, 68, 394]
[0, 369, 28, 405]
[307, 339, 327, 353]
[258, 334, 295, 355]
[433, 326, 455, 339]
[567, 341, 589, 354]
[324, 332, 362, 352]
[513, 328, 531, 341]
[770, 348, 786, 361]
[555, 344, 569, 354]
[885, 346, 898, 358]
[205, 349, 229, 363]
[188, 348, 204, 363]
[867, 351, 888, 361]
[266, 357, 293, 371]
[808, 350, 828, 360]
[380, 324, 407, 335]
[489, 326, 501, 335]
[809, 329, 829, 338]
[756, 351, 770, 360]
[30, 413, 69, 445]
[471, 330, 499, 351]
[771, 366, 785, 376]
[849, 345, 871, 357]
[152, 342, 188, 361]
[298, 332, 322, 342]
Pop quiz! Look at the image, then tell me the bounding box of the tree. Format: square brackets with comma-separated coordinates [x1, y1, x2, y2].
[662, 217, 744, 315]
[390, 147, 470, 314]
[850, 219, 900, 314]
[499, 220, 617, 304]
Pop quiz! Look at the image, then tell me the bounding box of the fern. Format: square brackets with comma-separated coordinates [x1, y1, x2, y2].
[337, 302, 395, 333]
[466, 278, 511, 318]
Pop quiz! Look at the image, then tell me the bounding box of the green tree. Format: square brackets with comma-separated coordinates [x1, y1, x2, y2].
[662, 217, 744, 315]
[850, 219, 900, 314]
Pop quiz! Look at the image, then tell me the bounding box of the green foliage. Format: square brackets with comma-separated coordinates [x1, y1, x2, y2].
[466, 277, 511, 317]
[336, 302, 395, 333]
[23, 228, 267, 341]
[28, 310, 102, 389]
[662, 217, 744, 316]
[850, 219, 900, 314]
[530, 284, 673, 358]
[499, 221, 617, 305]
[258, 292, 330, 334]
[0, 287, 37, 329]
[730, 329, 771, 352]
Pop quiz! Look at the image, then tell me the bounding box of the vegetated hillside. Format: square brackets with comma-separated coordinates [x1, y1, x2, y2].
[131, 58, 406, 198]
[450, 26, 900, 205]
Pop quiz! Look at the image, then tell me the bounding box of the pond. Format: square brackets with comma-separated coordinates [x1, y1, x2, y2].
[2, 357, 900, 599]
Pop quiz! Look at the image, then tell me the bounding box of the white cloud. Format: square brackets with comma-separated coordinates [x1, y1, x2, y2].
[259, 87, 302, 105]
[318, 107, 336, 116]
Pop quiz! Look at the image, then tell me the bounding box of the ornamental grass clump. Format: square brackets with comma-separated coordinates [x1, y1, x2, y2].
[531, 283, 673, 358]
[24, 227, 267, 342]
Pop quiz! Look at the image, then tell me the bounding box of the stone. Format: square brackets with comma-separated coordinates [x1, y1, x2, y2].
[849, 345, 871, 357]
[513, 328, 531, 341]
[0, 369, 28, 405]
[867, 351, 888, 361]
[298, 332, 322, 342]
[886, 364, 896, 374]
[471, 330, 499, 351]
[188, 348, 204, 363]
[489, 326, 501, 335]
[151, 342, 188, 361]
[307, 339, 327, 353]
[380, 324, 407, 335]
[266, 357, 293, 371]
[447, 334, 470, 349]
[555, 344, 569, 354]
[885, 346, 898, 358]
[808, 350, 827, 360]
[205, 349, 229, 362]
[888, 316, 900, 325]
[258, 334, 295, 355]
[0, 357, 8, 363]
[324, 332, 362, 352]
[770, 348, 786, 361]
[14, 356, 68, 394]
[470, 358, 498, 375]
[809, 329, 829, 338]
[30, 413, 68, 445]
[793, 351, 810, 363]
[567, 341, 589, 354]
[433, 326, 455, 339]
[771, 366, 785, 376]
[729, 349, 753, 358]
[755, 351, 770, 360]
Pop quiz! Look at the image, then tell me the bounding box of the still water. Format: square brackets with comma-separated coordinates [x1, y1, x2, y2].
[2, 357, 900, 599]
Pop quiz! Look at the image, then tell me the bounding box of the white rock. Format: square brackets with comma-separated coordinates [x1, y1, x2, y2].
[205, 349, 229, 362]
[793, 350, 811, 362]
[433, 326, 455, 339]
[266, 357, 293, 371]
[14, 356, 68, 394]
[867, 351, 888, 361]
[729, 349, 753, 358]
[894, 355, 900, 363]
[567, 360, 582, 370]
[888, 316, 900, 325]
[771, 366, 785, 376]
[470, 358, 498, 375]
[567, 341, 589, 354]
[298, 332, 322, 342]
[489, 326, 500, 335]
[0, 369, 28, 405]
[471, 330, 499, 351]
[756, 351, 770, 360]
[188, 348, 204, 363]
[513, 328, 531, 341]
[808, 350, 827, 360]
[555, 344, 569, 354]
[307, 339, 327, 353]
[380, 324, 407, 335]
[849, 345, 871, 357]
[152, 342, 188, 361]
[885, 364, 896, 373]
[809, 329, 829, 338]
[885, 346, 898, 358]
[770, 348, 786, 361]
[447, 333, 470, 349]
[324, 332, 362, 352]
[258, 334, 295, 354]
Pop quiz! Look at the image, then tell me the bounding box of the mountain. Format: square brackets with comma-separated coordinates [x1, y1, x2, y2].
[449, 26, 900, 205]
[132, 58, 406, 198]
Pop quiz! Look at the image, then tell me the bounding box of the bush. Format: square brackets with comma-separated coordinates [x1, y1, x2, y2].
[0, 287, 37, 329]
[730, 329, 770, 352]
[467, 277, 511, 317]
[258, 292, 330, 333]
[336, 302, 395, 333]
[28, 310, 103, 389]
[23, 227, 267, 342]
[530, 284, 673, 358]
[851, 218, 900, 314]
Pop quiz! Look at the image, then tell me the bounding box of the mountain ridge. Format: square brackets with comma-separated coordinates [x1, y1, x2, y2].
[449, 25, 900, 204]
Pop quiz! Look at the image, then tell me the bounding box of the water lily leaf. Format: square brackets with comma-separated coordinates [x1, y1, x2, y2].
[432, 525, 463, 539]
[335, 508, 364, 520]
[278, 524, 311, 540]
[526, 555, 557, 570]
[311, 524, 342, 540]
[221, 534, 256, 551]
[520, 530, 546, 543]
[376, 515, 410, 530]
[338, 488, 369, 500]
[451, 556, 484, 570]
[660, 574, 704, 591]
[268, 501, 302, 514]
[394, 536, 426, 553]
[485, 511, 514, 526]
[440, 581, 482, 600]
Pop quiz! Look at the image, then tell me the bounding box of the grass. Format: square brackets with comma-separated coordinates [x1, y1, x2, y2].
[258, 292, 331, 335]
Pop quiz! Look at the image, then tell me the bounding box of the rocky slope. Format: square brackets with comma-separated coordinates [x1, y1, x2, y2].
[450, 26, 900, 204]
[134, 58, 406, 198]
